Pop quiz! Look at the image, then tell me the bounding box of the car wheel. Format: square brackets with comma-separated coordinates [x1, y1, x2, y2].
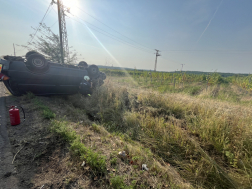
[100, 72, 106, 80]
[26, 54, 48, 71]
[88, 65, 99, 78]
[25, 51, 38, 59]
[78, 61, 88, 69]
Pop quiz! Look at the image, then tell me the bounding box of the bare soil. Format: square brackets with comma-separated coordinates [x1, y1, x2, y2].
[3, 95, 82, 189]
[2, 95, 134, 189]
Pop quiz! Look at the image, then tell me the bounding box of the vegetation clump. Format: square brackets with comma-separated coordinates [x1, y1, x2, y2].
[66, 77, 252, 188]
[50, 120, 107, 174]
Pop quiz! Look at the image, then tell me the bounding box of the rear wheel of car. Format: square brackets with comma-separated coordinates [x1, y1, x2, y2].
[78, 61, 88, 69]
[88, 65, 99, 78]
[25, 51, 38, 59]
[26, 54, 48, 71]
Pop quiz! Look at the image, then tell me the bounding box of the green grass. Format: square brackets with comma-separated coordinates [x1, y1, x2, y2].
[30, 97, 56, 119]
[42, 109, 56, 119]
[50, 120, 107, 175]
[110, 157, 117, 166]
[110, 175, 125, 189]
[50, 120, 77, 142]
[110, 175, 140, 189]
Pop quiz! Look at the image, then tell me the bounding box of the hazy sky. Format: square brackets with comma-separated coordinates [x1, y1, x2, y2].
[0, 0, 252, 73]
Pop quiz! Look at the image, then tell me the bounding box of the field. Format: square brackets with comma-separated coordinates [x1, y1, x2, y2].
[5, 69, 252, 189]
[101, 69, 252, 105]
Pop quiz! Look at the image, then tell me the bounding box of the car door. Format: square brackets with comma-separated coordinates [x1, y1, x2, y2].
[51, 65, 87, 94]
[8, 61, 59, 95]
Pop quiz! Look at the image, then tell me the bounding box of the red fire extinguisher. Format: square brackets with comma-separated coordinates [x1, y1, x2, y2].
[9, 106, 25, 126]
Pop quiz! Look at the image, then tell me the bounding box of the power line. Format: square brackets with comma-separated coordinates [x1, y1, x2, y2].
[69, 15, 154, 54]
[71, 16, 152, 53]
[55, 4, 153, 60]
[66, 5, 154, 52]
[28, 3, 52, 45]
[50, 20, 58, 28]
[82, 20, 154, 53]
[160, 56, 183, 65]
[44, 5, 53, 21]
[162, 50, 252, 53]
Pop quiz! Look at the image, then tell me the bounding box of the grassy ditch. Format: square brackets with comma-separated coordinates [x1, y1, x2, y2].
[27, 94, 188, 188]
[66, 81, 252, 189]
[30, 95, 107, 174]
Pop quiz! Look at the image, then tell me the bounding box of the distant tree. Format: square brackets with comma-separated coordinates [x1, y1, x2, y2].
[21, 23, 78, 64]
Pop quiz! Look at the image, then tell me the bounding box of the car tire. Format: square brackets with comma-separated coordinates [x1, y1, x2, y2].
[26, 54, 48, 71]
[25, 51, 38, 59]
[78, 61, 88, 69]
[88, 65, 99, 78]
[100, 72, 106, 80]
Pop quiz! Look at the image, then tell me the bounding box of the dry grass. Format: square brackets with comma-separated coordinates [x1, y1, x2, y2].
[61, 77, 252, 188]
[28, 91, 191, 188]
[112, 76, 252, 106]
[24, 75, 252, 188]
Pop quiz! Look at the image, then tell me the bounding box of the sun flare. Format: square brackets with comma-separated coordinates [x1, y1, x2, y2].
[62, 0, 79, 16]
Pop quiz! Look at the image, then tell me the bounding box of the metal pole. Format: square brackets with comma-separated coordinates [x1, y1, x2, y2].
[154, 49, 161, 72]
[57, 0, 64, 64]
[13, 43, 16, 56]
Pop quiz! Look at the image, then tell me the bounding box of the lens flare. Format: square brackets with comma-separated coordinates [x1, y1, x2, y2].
[84, 23, 137, 85]
[62, 0, 79, 16]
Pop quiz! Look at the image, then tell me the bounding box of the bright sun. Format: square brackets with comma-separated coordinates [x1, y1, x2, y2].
[62, 0, 79, 16]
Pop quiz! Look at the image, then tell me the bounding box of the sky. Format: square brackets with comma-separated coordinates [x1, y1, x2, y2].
[0, 0, 252, 73]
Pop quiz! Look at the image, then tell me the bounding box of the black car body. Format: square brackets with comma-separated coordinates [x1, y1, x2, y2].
[0, 53, 106, 96]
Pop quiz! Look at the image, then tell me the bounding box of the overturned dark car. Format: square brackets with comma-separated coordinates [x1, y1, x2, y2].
[0, 51, 106, 96]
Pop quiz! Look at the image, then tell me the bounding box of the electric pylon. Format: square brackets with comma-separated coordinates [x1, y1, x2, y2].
[53, 0, 69, 64]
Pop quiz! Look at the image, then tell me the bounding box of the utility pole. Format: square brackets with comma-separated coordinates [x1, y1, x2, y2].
[13, 43, 16, 56]
[181, 64, 185, 72]
[60, 1, 69, 63]
[53, 0, 69, 64]
[57, 0, 64, 64]
[154, 49, 161, 71]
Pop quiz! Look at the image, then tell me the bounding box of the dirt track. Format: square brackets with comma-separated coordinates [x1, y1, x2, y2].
[0, 82, 19, 189]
